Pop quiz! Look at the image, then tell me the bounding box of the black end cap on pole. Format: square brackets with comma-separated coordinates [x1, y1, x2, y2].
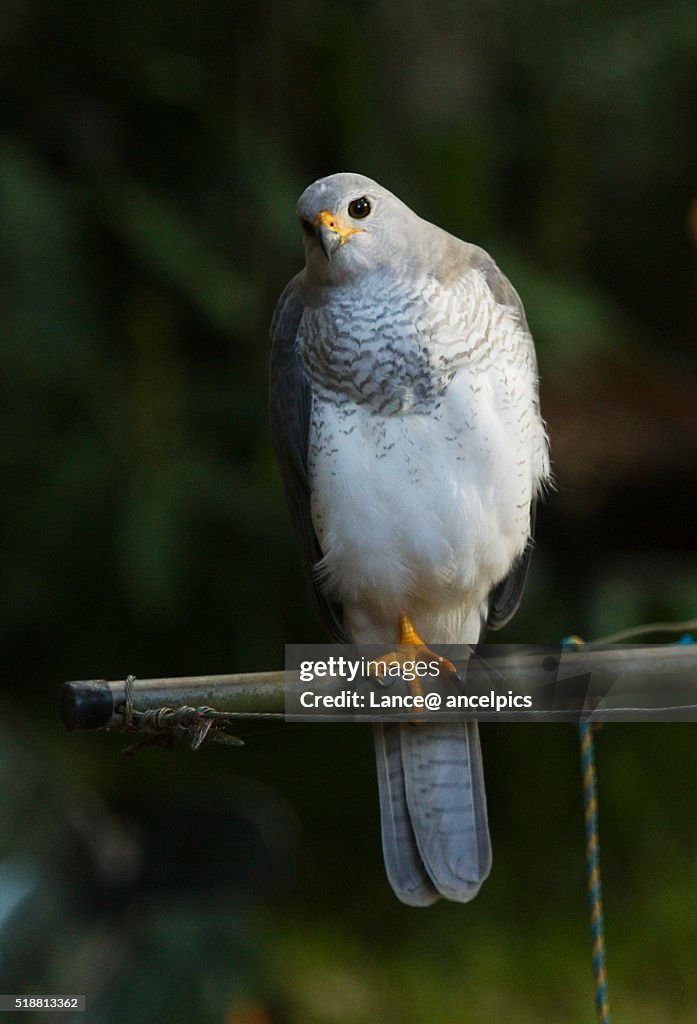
[60, 681, 115, 731]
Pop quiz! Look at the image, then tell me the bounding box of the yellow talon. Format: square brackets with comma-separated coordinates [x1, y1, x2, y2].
[367, 613, 459, 697]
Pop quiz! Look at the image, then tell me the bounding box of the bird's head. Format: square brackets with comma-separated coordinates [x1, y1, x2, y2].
[296, 172, 417, 284]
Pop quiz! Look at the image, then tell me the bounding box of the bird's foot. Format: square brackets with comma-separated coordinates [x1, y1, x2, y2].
[367, 614, 460, 697]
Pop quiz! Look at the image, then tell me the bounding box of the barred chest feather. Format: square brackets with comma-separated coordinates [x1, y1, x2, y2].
[297, 269, 487, 416]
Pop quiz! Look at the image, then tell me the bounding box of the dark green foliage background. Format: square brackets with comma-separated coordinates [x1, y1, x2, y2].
[2, 2, 697, 1020]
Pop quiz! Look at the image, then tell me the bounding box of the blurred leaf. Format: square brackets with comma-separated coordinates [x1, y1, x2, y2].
[0, 141, 102, 383]
[103, 182, 256, 332]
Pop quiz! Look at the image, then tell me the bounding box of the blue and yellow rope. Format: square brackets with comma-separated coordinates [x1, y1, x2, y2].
[569, 626, 695, 1022]
[563, 635, 612, 1024]
[579, 717, 611, 1024]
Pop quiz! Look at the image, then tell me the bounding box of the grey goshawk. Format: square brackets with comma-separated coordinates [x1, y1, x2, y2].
[270, 173, 550, 905]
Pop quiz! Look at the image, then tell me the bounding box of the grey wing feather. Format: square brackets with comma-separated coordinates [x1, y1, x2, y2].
[469, 244, 530, 331]
[269, 273, 347, 643]
[486, 499, 537, 631]
[473, 250, 538, 632]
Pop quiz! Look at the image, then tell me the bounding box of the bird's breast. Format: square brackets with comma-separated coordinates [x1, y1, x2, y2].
[297, 276, 464, 415]
[307, 370, 534, 620]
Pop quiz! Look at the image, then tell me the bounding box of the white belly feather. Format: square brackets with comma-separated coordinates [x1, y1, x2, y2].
[308, 368, 536, 645]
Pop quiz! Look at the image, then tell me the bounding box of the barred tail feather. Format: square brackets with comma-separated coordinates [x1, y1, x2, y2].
[373, 723, 441, 906]
[374, 721, 491, 905]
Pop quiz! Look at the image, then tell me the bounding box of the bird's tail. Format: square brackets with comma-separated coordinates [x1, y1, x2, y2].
[373, 721, 491, 905]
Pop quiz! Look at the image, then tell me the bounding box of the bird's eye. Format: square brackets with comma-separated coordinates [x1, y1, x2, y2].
[299, 217, 315, 237]
[348, 197, 371, 219]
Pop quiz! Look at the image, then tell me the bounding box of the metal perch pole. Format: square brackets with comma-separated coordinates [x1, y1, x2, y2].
[60, 643, 697, 741]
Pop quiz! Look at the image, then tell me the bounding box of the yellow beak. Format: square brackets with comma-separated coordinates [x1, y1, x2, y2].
[313, 209, 365, 260]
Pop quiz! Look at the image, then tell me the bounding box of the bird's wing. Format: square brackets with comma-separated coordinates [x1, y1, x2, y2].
[465, 245, 540, 632]
[269, 273, 348, 643]
[486, 499, 537, 631]
[474, 248, 530, 328]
